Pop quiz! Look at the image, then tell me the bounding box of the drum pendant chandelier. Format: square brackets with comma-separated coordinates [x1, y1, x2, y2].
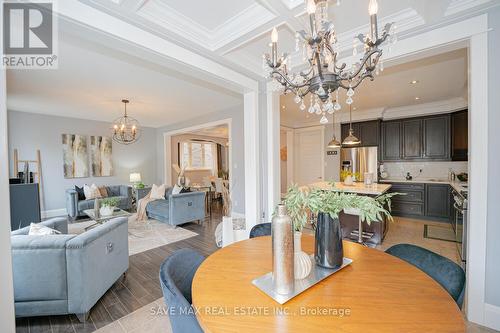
[111, 99, 141, 145]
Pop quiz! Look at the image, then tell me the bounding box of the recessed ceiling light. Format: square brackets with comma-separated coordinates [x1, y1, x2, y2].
[410, 80, 419, 84]
[415, 97, 420, 100]
[353, 107, 357, 110]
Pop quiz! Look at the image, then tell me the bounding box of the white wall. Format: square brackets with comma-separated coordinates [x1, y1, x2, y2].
[0, 70, 16, 333]
[7, 111, 157, 213]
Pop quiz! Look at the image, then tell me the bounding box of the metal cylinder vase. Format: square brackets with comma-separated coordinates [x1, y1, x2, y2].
[272, 204, 294, 295]
[315, 212, 344, 269]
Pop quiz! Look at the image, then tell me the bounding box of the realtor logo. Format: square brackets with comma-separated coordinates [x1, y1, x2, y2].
[2, 1, 58, 69]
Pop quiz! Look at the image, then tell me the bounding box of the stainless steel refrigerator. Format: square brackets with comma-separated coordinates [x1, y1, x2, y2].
[340, 147, 378, 182]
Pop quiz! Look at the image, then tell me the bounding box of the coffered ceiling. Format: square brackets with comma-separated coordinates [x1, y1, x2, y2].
[78, 0, 498, 78]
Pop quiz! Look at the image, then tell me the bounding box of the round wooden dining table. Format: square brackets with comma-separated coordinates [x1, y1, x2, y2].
[192, 235, 465, 333]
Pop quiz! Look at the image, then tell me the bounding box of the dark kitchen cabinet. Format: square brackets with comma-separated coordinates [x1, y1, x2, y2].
[387, 182, 452, 221]
[381, 114, 452, 161]
[402, 119, 423, 159]
[452, 110, 468, 161]
[381, 121, 402, 160]
[425, 184, 451, 220]
[423, 115, 450, 160]
[341, 120, 380, 147]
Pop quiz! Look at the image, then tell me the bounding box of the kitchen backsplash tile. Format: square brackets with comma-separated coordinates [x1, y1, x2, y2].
[381, 161, 468, 180]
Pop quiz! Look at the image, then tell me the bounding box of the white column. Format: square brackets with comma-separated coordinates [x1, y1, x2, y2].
[244, 91, 260, 232]
[266, 83, 281, 220]
[0, 69, 16, 332]
[466, 32, 489, 325]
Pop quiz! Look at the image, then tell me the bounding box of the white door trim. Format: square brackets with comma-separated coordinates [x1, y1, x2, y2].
[266, 13, 490, 328]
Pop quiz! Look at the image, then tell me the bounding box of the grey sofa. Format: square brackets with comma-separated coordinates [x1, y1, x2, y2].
[66, 185, 132, 219]
[139, 187, 206, 227]
[11, 217, 129, 321]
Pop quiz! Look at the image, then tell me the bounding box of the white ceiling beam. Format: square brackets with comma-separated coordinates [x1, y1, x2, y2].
[56, 0, 258, 93]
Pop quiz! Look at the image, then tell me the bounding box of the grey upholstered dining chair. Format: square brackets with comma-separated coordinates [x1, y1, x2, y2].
[159, 249, 205, 333]
[385, 244, 466, 307]
[249, 222, 272, 238]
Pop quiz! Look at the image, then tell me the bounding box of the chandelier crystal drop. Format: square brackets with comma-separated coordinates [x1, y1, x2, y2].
[263, 0, 395, 124]
[112, 99, 141, 145]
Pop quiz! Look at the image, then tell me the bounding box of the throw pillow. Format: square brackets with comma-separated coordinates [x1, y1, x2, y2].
[75, 185, 85, 201]
[98, 186, 108, 198]
[180, 187, 191, 194]
[150, 184, 166, 200]
[84, 184, 102, 200]
[172, 184, 182, 195]
[28, 223, 61, 235]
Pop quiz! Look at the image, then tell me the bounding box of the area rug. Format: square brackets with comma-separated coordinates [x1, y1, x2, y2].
[68, 216, 198, 256]
[423, 224, 457, 243]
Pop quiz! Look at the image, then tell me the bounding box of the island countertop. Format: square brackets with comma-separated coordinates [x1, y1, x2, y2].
[308, 181, 392, 196]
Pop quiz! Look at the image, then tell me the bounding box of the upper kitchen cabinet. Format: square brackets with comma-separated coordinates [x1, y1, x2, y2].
[341, 120, 380, 147]
[381, 120, 402, 160]
[423, 115, 450, 160]
[381, 114, 453, 161]
[451, 110, 468, 161]
[402, 119, 423, 159]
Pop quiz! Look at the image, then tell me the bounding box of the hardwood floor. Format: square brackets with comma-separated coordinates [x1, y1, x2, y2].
[16, 203, 222, 333]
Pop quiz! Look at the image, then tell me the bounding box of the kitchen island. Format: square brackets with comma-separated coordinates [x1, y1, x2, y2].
[308, 181, 393, 245]
[309, 181, 392, 196]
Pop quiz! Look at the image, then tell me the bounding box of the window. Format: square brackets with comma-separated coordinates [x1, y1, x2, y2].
[181, 141, 215, 170]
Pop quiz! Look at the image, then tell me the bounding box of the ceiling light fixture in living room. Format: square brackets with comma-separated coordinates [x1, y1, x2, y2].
[112, 99, 141, 145]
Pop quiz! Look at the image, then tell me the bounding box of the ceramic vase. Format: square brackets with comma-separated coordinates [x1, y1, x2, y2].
[344, 175, 353, 186]
[100, 206, 114, 217]
[315, 212, 344, 268]
[294, 232, 312, 279]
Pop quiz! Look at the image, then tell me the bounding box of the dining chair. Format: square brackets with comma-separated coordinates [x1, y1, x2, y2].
[385, 243, 465, 307]
[249, 223, 272, 238]
[159, 249, 205, 333]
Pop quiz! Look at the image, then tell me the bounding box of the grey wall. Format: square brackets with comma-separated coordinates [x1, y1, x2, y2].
[155, 105, 246, 214]
[485, 6, 500, 308]
[7, 111, 157, 212]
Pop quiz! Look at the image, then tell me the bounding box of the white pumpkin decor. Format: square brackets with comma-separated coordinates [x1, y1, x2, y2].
[99, 206, 114, 217]
[294, 232, 312, 279]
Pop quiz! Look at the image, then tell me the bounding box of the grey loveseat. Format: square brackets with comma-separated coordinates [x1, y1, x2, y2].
[139, 187, 206, 227]
[11, 217, 129, 321]
[66, 185, 132, 219]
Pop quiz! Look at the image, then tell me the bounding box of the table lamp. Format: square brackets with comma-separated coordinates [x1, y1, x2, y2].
[129, 173, 143, 188]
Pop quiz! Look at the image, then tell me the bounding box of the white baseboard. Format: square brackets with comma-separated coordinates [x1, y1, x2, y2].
[41, 208, 67, 219]
[484, 303, 500, 331]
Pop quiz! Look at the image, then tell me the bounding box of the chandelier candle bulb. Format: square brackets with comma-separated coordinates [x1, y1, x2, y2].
[271, 27, 278, 67]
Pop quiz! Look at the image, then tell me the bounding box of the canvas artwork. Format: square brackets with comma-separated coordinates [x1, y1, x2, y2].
[90, 136, 113, 177]
[62, 134, 89, 178]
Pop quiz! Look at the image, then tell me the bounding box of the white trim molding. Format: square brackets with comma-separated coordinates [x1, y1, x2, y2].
[484, 303, 500, 331]
[266, 83, 281, 220]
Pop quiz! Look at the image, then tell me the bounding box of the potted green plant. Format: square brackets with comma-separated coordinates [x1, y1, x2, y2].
[99, 197, 120, 217]
[283, 183, 399, 269]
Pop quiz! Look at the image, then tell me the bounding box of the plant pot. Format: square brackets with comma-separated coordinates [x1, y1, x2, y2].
[294, 232, 312, 279]
[314, 212, 343, 269]
[100, 206, 114, 217]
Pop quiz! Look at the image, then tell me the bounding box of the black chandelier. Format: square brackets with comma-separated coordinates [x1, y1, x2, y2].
[264, 0, 396, 124]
